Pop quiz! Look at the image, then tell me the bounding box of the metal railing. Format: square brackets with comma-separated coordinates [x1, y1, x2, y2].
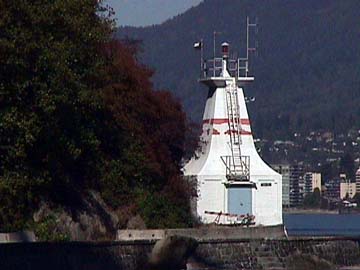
[201, 57, 250, 79]
[221, 155, 250, 182]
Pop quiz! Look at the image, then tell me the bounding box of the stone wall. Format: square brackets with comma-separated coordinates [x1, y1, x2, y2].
[194, 238, 360, 269]
[1, 238, 360, 270]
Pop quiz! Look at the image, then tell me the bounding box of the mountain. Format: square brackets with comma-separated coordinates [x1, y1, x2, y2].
[116, 0, 360, 140]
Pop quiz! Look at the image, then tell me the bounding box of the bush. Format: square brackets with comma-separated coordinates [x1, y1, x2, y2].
[34, 215, 70, 242]
[138, 192, 192, 229]
[303, 188, 321, 208]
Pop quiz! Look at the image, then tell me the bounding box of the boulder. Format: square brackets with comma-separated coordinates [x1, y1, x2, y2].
[149, 235, 198, 270]
[127, 215, 147, 229]
[33, 191, 119, 241]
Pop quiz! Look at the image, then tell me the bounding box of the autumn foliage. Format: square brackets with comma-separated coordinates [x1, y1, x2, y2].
[99, 40, 193, 227]
[0, 0, 193, 231]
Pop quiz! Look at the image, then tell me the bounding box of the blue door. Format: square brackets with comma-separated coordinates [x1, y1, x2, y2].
[228, 187, 252, 215]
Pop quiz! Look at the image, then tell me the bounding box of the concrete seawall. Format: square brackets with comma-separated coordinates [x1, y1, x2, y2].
[117, 225, 286, 241]
[1, 237, 360, 269]
[1, 226, 360, 269]
[0, 231, 36, 243]
[194, 238, 360, 269]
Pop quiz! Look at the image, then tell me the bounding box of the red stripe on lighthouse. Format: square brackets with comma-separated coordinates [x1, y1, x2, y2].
[240, 119, 250, 125]
[203, 118, 250, 125]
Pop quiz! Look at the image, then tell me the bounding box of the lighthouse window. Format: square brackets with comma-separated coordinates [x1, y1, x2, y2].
[261, 183, 272, 187]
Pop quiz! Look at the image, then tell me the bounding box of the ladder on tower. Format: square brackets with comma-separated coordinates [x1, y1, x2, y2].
[221, 83, 250, 182]
[226, 83, 242, 147]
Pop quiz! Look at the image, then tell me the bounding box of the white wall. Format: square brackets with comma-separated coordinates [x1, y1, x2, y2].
[184, 63, 282, 226]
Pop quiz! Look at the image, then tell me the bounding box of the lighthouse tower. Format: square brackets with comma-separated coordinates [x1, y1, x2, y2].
[184, 34, 282, 226]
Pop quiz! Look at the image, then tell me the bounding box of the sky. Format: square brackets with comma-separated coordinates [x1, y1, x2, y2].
[105, 0, 203, 27]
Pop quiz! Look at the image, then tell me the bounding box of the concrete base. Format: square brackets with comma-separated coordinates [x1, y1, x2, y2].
[116, 225, 286, 242]
[0, 231, 36, 243]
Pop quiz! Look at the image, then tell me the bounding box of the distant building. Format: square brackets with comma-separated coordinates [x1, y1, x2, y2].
[312, 173, 322, 192]
[273, 164, 303, 207]
[356, 167, 360, 194]
[272, 164, 290, 207]
[340, 181, 356, 199]
[290, 164, 304, 207]
[325, 178, 341, 201]
[304, 172, 322, 195]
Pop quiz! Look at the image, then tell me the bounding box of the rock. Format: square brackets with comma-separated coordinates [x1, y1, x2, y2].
[127, 214, 147, 229]
[33, 201, 51, 222]
[32, 191, 119, 241]
[149, 235, 198, 270]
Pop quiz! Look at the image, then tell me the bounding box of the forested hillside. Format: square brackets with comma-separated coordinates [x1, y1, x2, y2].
[117, 0, 360, 140]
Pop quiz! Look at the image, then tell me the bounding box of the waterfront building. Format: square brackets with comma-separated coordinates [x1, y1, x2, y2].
[273, 164, 305, 207]
[304, 172, 322, 195]
[325, 178, 341, 201]
[356, 167, 360, 194]
[289, 164, 304, 207]
[340, 181, 356, 199]
[184, 32, 282, 226]
[272, 164, 290, 208]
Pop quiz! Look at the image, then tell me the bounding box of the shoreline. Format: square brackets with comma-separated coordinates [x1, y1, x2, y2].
[283, 208, 339, 214]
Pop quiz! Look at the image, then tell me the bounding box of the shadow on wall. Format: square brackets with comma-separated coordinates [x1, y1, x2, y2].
[0, 236, 198, 270]
[0, 242, 150, 270]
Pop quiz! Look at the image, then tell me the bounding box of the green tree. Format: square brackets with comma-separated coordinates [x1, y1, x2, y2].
[320, 162, 337, 184]
[0, 0, 192, 231]
[303, 188, 321, 208]
[339, 153, 355, 181]
[0, 0, 114, 230]
[352, 193, 360, 208]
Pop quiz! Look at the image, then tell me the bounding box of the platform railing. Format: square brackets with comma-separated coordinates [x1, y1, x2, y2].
[221, 155, 250, 182]
[201, 57, 251, 79]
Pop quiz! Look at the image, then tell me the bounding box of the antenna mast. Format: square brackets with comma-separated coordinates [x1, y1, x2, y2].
[239, 17, 257, 77]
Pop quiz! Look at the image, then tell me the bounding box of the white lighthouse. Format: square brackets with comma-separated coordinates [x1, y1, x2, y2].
[184, 26, 282, 226]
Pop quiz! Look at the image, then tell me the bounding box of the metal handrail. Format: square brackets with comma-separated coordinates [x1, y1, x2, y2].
[201, 57, 250, 79]
[221, 155, 250, 182]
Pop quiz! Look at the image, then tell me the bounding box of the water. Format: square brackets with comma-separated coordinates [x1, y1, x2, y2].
[284, 213, 360, 237]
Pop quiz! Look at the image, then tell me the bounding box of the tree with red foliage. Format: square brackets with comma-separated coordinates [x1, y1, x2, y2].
[100, 41, 193, 228]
